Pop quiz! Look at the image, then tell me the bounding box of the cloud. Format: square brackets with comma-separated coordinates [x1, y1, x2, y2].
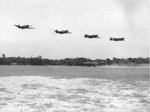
[116, 0, 149, 38]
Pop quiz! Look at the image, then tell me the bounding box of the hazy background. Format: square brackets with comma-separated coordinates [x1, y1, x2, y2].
[0, 0, 149, 59]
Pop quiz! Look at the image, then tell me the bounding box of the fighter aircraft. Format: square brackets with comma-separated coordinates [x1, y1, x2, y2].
[84, 34, 100, 38]
[110, 37, 125, 41]
[84, 62, 98, 67]
[14, 24, 35, 29]
[54, 30, 71, 34]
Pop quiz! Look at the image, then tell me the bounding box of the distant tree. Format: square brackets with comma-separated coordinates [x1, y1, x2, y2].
[106, 58, 112, 64]
[0, 56, 149, 65]
[37, 55, 42, 59]
[2, 54, 6, 58]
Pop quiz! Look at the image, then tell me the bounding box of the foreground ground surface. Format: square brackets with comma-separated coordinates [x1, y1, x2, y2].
[0, 66, 149, 112]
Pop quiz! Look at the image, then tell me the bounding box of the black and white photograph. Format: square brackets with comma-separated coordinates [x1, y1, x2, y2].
[0, 0, 149, 112]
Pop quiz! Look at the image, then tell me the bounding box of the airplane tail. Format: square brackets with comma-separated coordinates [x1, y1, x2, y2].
[14, 24, 20, 28]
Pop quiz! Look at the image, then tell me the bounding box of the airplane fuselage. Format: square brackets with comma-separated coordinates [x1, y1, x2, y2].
[110, 37, 124, 41]
[55, 30, 71, 34]
[84, 62, 98, 67]
[84, 34, 99, 38]
[14, 25, 34, 29]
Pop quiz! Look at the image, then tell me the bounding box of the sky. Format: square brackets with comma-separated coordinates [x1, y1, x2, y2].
[0, 0, 149, 59]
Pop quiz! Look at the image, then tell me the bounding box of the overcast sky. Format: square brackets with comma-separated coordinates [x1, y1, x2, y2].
[0, 0, 149, 59]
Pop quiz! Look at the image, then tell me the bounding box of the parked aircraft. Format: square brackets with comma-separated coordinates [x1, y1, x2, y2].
[14, 24, 35, 29]
[84, 62, 98, 67]
[54, 30, 71, 34]
[84, 34, 100, 38]
[110, 37, 125, 41]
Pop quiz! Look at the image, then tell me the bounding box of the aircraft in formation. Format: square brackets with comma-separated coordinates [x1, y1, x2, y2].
[14, 25, 125, 41]
[54, 29, 71, 34]
[14, 24, 35, 29]
[84, 34, 100, 39]
[110, 37, 125, 41]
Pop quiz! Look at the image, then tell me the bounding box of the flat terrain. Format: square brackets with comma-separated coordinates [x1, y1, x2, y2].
[0, 65, 149, 80]
[0, 66, 149, 112]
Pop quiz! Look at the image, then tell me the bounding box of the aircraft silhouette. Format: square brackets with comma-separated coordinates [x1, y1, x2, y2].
[54, 30, 71, 34]
[14, 24, 35, 29]
[84, 34, 100, 38]
[110, 37, 125, 41]
[84, 62, 98, 67]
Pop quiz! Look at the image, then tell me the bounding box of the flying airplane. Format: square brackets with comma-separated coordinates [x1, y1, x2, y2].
[14, 24, 35, 29]
[110, 37, 125, 41]
[54, 30, 71, 34]
[84, 34, 100, 38]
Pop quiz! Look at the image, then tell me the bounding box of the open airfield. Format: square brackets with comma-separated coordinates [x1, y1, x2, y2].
[0, 65, 149, 112]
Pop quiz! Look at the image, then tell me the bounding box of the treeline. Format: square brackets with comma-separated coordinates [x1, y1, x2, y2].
[0, 56, 149, 66]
